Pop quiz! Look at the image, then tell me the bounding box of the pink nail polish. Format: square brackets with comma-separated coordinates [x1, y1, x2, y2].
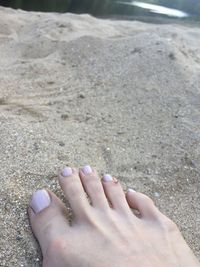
[83, 165, 92, 174]
[103, 174, 113, 182]
[30, 189, 51, 214]
[128, 188, 136, 193]
[62, 167, 73, 177]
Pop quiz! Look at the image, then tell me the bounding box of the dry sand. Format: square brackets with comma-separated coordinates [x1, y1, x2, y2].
[0, 6, 200, 266]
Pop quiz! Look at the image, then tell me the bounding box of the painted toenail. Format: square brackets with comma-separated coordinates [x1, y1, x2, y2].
[62, 167, 73, 177]
[128, 188, 136, 193]
[83, 165, 92, 174]
[103, 174, 113, 182]
[30, 189, 51, 214]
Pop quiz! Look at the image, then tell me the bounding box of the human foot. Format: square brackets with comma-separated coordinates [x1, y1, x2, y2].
[28, 166, 200, 267]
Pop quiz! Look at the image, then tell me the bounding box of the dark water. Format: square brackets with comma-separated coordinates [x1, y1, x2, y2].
[0, 0, 199, 21]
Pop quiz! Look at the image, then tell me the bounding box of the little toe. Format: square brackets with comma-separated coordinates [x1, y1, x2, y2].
[28, 189, 69, 256]
[126, 189, 161, 219]
[102, 174, 131, 215]
[79, 166, 110, 210]
[58, 167, 91, 220]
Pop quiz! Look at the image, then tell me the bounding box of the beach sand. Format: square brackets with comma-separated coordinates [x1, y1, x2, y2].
[0, 6, 200, 266]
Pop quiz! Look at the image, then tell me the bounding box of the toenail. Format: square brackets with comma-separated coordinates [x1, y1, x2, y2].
[83, 165, 92, 175]
[103, 174, 113, 182]
[62, 167, 73, 177]
[30, 189, 51, 214]
[128, 188, 136, 193]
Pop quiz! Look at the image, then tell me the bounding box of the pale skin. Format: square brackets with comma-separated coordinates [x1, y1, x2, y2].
[28, 166, 200, 267]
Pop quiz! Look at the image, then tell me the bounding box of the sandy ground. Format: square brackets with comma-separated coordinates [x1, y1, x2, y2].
[0, 6, 200, 266]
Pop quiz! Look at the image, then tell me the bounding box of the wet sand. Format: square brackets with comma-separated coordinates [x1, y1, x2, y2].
[0, 6, 200, 266]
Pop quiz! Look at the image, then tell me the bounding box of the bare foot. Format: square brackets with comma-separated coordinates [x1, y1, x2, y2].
[28, 166, 200, 267]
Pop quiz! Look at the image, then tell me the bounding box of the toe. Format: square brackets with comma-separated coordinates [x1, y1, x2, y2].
[58, 167, 91, 220]
[126, 189, 161, 219]
[28, 189, 69, 256]
[79, 166, 110, 210]
[102, 174, 131, 215]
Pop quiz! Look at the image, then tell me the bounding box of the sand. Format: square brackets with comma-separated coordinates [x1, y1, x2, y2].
[0, 6, 200, 266]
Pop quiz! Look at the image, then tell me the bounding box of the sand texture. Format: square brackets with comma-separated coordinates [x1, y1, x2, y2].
[0, 6, 200, 266]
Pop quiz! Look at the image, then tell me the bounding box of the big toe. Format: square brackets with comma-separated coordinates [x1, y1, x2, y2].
[28, 189, 69, 255]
